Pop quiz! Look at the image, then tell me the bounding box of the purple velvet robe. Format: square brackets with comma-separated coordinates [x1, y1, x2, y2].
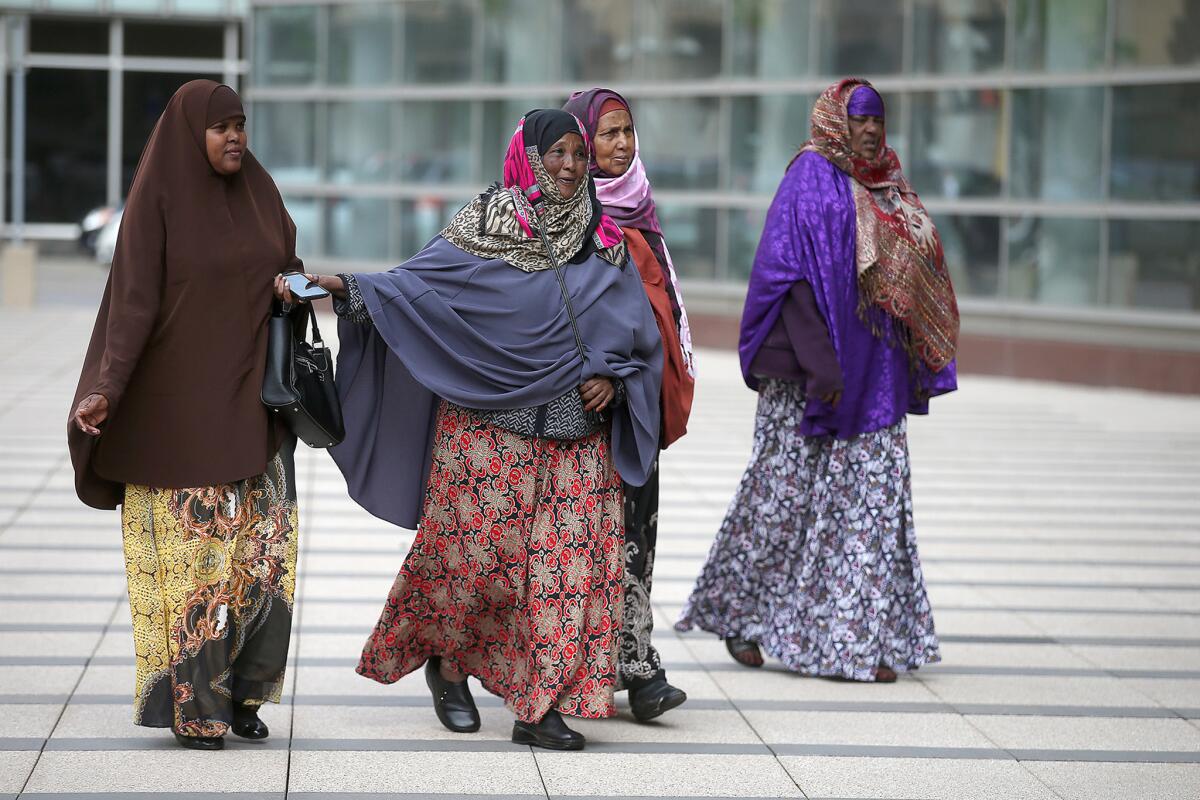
[739, 151, 957, 440]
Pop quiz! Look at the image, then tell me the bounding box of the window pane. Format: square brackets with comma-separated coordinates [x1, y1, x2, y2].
[27, 69, 107, 223]
[1006, 217, 1101, 306]
[30, 18, 108, 53]
[726, 207, 768, 281]
[483, 0, 557, 83]
[730, 94, 812, 194]
[482, 98, 554, 181]
[563, 0, 636, 82]
[1111, 83, 1200, 202]
[254, 102, 319, 184]
[327, 197, 389, 261]
[1108, 220, 1200, 311]
[911, 0, 1006, 73]
[399, 197, 471, 258]
[1010, 87, 1104, 200]
[173, 0, 226, 13]
[328, 102, 392, 184]
[1114, 0, 1200, 67]
[112, 0, 163, 12]
[330, 3, 398, 85]
[404, 0, 475, 83]
[126, 22, 225, 59]
[640, 0, 724, 80]
[397, 102, 473, 183]
[657, 205, 718, 280]
[730, 0, 812, 77]
[1012, 0, 1107, 71]
[907, 89, 1006, 198]
[283, 197, 320, 262]
[637, 97, 720, 190]
[254, 6, 318, 86]
[936, 214, 1001, 298]
[815, 0, 904, 75]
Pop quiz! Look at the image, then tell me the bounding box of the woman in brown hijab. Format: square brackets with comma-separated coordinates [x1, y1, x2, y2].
[68, 80, 303, 751]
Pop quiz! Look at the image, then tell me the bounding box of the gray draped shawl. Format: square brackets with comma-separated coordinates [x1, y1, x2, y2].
[329, 236, 662, 530]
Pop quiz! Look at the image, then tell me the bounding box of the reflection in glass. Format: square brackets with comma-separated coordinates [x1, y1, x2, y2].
[30, 18, 108, 53]
[911, 0, 1006, 73]
[726, 207, 768, 280]
[482, 99, 554, 181]
[730, 0, 812, 77]
[1010, 87, 1103, 200]
[1108, 221, 1200, 311]
[27, 69, 107, 222]
[1006, 217, 1101, 306]
[283, 197, 320, 262]
[637, 97, 721, 190]
[730, 95, 811, 194]
[1113, 0, 1200, 67]
[935, 213, 1001, 298]
[330, 3, 398, 85]
[815, 0, 903, 75]
[563, 0, 636, 81]
[254, 6, 318, 86]
[483, 0, 556, 83]
[399, 197, 472, 258]
[1012, 0, 1107, 71]
[327, 197, 389, 261]
[397, 102, 474, 183]
[328, 102, 392, 184]
[657, 205, 718, 280]
[255, 102, 319, 185]
[1111, 84, 1200, 202]
[404, 0, 475, 83]
[172, 0, 225, 13]
[907, 89, 1005, 198]
[639, 0, 724, 80]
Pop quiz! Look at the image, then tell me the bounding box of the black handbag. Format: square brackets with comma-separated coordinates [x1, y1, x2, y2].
[261, 301, 345, 448]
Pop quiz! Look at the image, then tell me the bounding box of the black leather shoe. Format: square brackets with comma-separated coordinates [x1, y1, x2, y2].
[629, 677, 688, 722]
[232, 702, 270, 739]
[512, 709, 585, 751]
[173, 732, 224, 750]
[425, 657, 481, 733]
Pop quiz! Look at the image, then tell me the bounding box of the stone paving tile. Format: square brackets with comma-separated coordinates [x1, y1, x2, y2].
[779, 755, 1061, 799]
[23, 750, 290, 793]
[1023, 762, 1200, 800]
[286, 751, 545, 794]
[535, 753, 805, 797]
[966, 715, 1200, 752]
[0, 751, 38, 796]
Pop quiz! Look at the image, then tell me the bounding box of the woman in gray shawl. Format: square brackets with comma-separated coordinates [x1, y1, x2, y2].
[286, 110, 661, 751]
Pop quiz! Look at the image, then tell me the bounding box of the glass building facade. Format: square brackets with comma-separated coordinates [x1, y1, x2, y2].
[0, 0, 246, 239]
[246, 0, 1200, 318]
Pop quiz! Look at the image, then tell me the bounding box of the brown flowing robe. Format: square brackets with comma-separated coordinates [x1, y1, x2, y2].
[68, 80, 302, 508]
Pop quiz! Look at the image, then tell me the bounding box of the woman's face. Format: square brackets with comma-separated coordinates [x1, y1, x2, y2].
[206, 115, 247, 175]
[848, 114, 884, 160]
[541, 132, 587, 199]
[593, 109, 634, 176]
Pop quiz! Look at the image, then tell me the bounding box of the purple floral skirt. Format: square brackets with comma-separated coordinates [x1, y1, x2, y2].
[675, 379, 940, 681]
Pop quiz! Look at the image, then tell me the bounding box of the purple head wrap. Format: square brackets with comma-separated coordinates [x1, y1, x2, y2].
[847, 85, 885, 118]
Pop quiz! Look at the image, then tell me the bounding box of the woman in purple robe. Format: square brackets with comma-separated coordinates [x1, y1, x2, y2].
[675, 79, 959, 682]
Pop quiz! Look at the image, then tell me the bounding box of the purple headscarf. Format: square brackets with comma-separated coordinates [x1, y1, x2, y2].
[847, 85, 885, 117]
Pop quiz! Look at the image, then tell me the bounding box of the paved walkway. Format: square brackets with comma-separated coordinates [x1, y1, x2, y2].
[2, 301, 1200, 799]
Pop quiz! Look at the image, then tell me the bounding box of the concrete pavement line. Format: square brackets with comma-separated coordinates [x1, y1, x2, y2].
[41, 737, 290, 751]
[1006, 749, 1200, 763]
[13, 694, 1196, 720]
[0, 738, 43, 751]
[769, 744, 1011, 760]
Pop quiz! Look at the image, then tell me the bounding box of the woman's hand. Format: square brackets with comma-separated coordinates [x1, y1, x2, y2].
[73, 393, 109, 436]
[273, 273, 348, 304]
[579, 377, 615, 412]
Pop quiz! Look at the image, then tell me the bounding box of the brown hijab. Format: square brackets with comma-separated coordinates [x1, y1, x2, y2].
[68, 79, 302, 509]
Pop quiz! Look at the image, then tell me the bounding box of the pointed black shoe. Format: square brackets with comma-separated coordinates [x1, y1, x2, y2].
[512, 709, 585, 751]
[629, 677, 688, 722]
[425, 657, 481, 733]
[231, 702, 270, 740]
[173, 732, 224, 751]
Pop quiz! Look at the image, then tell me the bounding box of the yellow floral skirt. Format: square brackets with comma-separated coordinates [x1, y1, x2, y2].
[121, 443, 298, 736]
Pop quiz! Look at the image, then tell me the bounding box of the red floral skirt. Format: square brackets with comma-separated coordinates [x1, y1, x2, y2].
[356, 402, 624, 722]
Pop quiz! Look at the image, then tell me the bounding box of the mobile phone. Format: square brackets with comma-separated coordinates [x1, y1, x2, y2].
[283, 272, 330, 301]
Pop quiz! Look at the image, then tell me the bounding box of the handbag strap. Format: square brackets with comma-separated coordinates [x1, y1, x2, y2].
[276, 299, 325, 347]
[534, 225, 588, 368]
